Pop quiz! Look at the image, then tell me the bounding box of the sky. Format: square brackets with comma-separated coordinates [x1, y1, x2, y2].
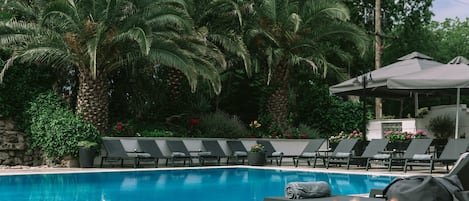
[432, 0, 469, 22]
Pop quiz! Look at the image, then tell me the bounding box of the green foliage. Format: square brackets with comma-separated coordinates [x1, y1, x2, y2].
[197, 110, 248, 138]
[77, 141, 98, 149]
[297, 124, 321, 139]
[140, 129, 174, 137]
[427, 114, 455, 139]
[294, 78, 368, 138]
[0, 64, 55, 125]
[27, 91, 100, 159]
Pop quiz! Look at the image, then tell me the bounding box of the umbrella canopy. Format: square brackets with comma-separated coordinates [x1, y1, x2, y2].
[387, 60, 469, 89]
[387, 56, 469, 138]
[330, 52, 443, 97]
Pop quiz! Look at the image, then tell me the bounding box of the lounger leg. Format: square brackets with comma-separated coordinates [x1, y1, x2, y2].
[429, 160, 433, 174]
[387, 159, 392, 171]
[365, 158, 370, 171]
[403, 160, 408, 173]
[100, 157, 105, 168]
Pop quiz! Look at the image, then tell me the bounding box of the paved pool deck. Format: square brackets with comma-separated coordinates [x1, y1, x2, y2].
[0, 163, 448, 177]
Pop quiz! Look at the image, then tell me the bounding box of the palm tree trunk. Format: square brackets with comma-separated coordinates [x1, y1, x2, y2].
[76, 67, 109, 133]
[166, 67, 185, 103]
[266, 65, 290, 132]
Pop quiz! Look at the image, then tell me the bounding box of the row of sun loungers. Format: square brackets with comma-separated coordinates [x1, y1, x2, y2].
[99, 138, 469, 173]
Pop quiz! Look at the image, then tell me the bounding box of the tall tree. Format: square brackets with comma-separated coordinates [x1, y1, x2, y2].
[245, 0, 368, 131]
[0, 0, 224, 133]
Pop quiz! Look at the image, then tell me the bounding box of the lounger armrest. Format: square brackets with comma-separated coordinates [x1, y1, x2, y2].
[455, 191, 469, 201]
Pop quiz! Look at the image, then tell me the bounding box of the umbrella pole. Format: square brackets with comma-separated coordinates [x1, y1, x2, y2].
[414, 93, 419, 117]
[455, 88, 460, 139]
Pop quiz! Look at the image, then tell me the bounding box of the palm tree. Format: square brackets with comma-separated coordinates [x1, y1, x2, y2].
[0, 0, 224, 133]
[245, 0, 368, 131]
[164, 0, 253, 103]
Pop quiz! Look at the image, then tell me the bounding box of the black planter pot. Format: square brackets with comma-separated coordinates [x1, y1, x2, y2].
[248, 152, 266, 166]
[329, 142, 339, 151]
[432, 139, 448, 158]
[79, 147, 96, 168]
[353, 140, 369, 156]
[386, 141, 410, 151]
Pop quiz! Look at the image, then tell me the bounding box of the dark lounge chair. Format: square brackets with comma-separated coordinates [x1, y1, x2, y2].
[137, 139, 168, 167]
[100, 139, 150, 168]
[404, 139, 469, 173]
[200, 140, 228, 165]
[293, 139, 326, 167]
[366, 138, 433, 171]
[226, 140, 248, 164]
[256, 140, 284, 165]
[324, 139, 359, 169]
[327, 139, 389, 169]
[166, 140, 193, 166]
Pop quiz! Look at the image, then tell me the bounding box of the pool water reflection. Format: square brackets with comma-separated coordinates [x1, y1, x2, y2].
[0, 168, 394, 201]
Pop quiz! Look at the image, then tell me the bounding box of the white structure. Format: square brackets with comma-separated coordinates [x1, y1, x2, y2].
[367, 104, 469, 139]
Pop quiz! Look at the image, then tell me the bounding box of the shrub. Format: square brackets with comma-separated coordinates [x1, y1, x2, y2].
[197, 110, 248, 138]
[27, 91, 100, 160]
[427, 114, 455, 139]
[140, 129, 174, 137]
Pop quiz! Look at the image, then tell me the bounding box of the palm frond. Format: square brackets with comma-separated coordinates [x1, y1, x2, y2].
[112, 27, 151, 55]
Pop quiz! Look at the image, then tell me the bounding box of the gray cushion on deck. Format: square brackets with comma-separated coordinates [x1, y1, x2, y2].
[335, 152, 351, 157]
[412, 154, 432, 160]
[198, 151, 212, 156]
[272, 151, 283, 156]
[171, 152, 186, 157]
[234, 151, 247, 156]
[373, 154, 391, 159]
[302, 152, 319, 157]
[127, 152, 151, 157]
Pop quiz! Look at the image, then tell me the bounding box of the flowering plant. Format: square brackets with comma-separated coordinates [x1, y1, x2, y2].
[384, 130, 428, 143]
[248, 120, 262, 137]
[329, 130, 364, 143]
[250, 144, 265, 153]
[111, 121, 135, 136]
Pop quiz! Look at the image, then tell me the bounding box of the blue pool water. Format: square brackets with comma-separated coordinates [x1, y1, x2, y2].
[0, 168, 394, 201]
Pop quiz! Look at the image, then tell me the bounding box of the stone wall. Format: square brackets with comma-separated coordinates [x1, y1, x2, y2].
[0, 119, 38, 166]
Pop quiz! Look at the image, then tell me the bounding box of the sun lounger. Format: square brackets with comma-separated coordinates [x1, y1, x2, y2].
[137, 139, 168, 167]
[366, 138, 433, 171]
[100, 139, 151, 168]
[256, 140, 284, 165]
[293, 139, 326, 167]
[166, 140, 193, 166]
[200, 140, 228, 165]
[325, 139, 359, 169]
[328, 139, 389, 169]
[226, 140, 248, 164]
[403, 139, 469, 173]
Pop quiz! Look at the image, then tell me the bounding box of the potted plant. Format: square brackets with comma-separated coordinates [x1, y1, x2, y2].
[427, 114, 455, 157]
[78, 141, 99, 168]
[248, 144, 266, 166]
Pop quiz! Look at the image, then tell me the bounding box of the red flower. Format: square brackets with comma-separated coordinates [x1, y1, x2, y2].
[116, 122, 123, 132]
[300, 133, 307, 139]
[286, 134, 293, 139]
[248, 135, 256, 138]
[190, 118, 201, 125]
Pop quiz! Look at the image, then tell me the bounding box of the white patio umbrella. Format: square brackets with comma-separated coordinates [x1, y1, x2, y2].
[387, 56, 469, 138]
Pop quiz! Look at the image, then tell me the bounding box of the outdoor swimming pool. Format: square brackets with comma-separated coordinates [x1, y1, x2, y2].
[0, 168, 394, 201]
